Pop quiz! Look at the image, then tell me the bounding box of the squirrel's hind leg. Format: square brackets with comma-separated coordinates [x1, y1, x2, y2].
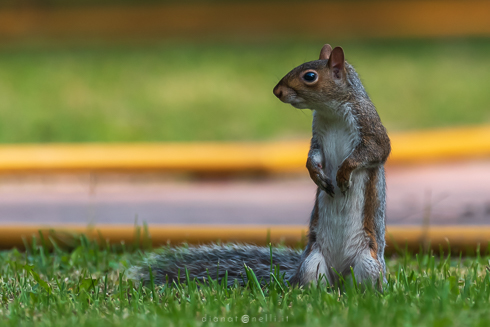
[352, 250, 384, 291]
[291, 244, 332, 286]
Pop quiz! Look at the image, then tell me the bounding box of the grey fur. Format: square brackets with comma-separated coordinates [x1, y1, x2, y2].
[345, 63, 370, 100]
[375, 166, 387, 278]
[133, 244, 301, 286]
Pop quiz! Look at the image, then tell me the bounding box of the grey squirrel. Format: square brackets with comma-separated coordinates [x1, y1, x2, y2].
[134, 44, 391, 287]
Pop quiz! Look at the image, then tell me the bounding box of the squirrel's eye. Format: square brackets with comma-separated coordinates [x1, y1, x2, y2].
[303, 72, 317, 83]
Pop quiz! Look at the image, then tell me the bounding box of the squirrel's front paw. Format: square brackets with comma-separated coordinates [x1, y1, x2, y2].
[336, 169, 352, 195]
[307, 161, 335, 197]
[318, 175, 335, 197]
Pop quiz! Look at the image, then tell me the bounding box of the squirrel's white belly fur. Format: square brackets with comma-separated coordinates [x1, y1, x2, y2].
[315, 171, 368, 280]
[308, 110, 373, 282]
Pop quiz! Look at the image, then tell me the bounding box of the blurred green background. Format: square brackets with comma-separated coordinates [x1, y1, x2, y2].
[0, 1, 489, 143]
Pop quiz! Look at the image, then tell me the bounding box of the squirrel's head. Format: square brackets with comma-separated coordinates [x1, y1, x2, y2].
[273, 44, 350, 112]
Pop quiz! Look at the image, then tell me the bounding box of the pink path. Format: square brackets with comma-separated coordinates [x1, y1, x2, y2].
[0, 160, 488, 226]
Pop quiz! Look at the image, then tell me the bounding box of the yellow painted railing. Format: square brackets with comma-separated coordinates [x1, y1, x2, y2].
[0, 125, 489, 173]
[2, 224, 489, 254]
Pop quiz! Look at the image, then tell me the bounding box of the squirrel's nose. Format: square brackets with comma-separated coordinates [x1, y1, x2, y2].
[273, 84, 284, 99]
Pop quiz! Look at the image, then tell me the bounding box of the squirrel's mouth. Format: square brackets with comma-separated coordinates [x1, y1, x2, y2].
[286, 96, 308, 109]
[290, 100, 309, 109]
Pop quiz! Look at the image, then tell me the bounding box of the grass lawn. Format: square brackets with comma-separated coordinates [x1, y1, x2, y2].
[1, 233, 490, 326]
[0, 38, 489, 143]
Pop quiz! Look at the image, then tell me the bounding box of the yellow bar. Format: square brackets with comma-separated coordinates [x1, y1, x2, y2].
[389, 125, 490, 164]
[0, 125, 489, 173]
[0, 225, 307, 249]
[0, 142, 307, 173]
[3, 224, 490, 254]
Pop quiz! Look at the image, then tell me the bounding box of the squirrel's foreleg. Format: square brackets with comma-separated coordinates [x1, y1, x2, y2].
[336, 126, 390, 194]
[306, 137, 335, 197]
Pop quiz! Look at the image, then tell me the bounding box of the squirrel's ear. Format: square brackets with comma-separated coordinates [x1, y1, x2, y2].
[319, 44, 333, 60]
[328, 47, 345, 80]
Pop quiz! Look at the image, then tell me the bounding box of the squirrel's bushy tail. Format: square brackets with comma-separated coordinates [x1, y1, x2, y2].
[133, 244, 302, 286]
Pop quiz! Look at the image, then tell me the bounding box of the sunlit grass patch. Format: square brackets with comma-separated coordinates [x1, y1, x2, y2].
[1, 232, 490, 326]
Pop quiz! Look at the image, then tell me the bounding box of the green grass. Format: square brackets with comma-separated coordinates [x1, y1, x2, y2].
[0, 38, 489, 143]
[2, 232, 490, 326]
